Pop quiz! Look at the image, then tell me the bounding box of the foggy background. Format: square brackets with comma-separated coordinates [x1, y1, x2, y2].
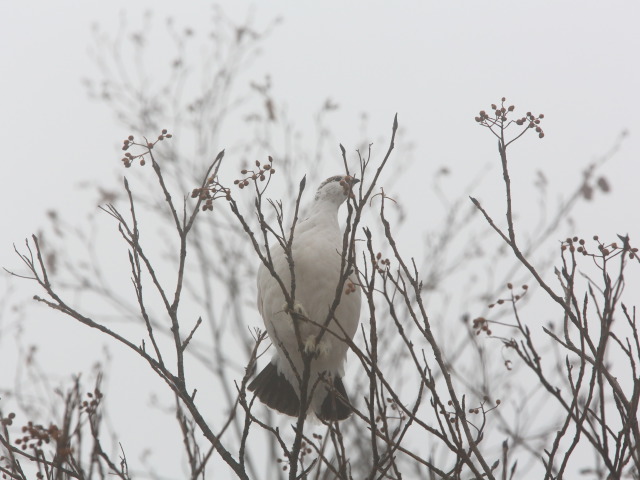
[1, 1, 639, 478]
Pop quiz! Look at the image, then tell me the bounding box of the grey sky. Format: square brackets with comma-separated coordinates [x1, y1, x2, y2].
[1, 2, 638, 255]
[1, 1, 639, 477]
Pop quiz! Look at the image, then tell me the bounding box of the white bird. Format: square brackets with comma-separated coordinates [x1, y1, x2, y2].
[249, 174, 362, 421]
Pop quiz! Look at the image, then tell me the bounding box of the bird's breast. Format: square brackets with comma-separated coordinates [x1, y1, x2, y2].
[262, 223, 360, 326]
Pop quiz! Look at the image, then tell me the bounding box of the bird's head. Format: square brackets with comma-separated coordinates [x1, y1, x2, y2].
[313, 175, 360, 206]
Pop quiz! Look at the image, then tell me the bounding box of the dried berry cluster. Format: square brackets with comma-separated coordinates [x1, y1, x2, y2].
[373, 398, 406, 432]
[120, 129, 172, 168]
[475, 98, 515, 123]
[276, 456, 289, 471]
[468, 397, 501, 415]
[373, 252, 391, 275]
[298, 440, 314, 462]
[191, 175, 231, 212]
[276, 438, 315, 471]
[385, 397, 405, 420]
[0, 412, 15, 427]
[487, 283, 529, 309]
[475, 97, 545, 139]
[472, 316, 492, 336]
[0, 455, 18, 480]
[582, 176, 611, 201]
[234, 157, 275, 189]
[514, 111, 545, 138]
[344, 280, 357, 295]
[562, 235, 638, 260]
[441, 397, 500, 425]
[473, 284, 529, 336]
[14, 421, 67, 455]
[442, 400, 460, 424]
[79, 388, 104, 415]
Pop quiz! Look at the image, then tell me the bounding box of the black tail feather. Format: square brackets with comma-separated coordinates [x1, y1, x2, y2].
[318, 376, 351, 421]
[248, 363, 300, 417]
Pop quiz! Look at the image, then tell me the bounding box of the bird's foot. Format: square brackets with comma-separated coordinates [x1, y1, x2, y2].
[284, 301, 309, 321]
[303, 335, 332, 358]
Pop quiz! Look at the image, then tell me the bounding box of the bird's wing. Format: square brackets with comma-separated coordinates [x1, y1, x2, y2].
[256, 261, 266, 320]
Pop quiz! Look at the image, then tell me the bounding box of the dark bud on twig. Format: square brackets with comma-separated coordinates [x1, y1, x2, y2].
[597, 177, 610, 192]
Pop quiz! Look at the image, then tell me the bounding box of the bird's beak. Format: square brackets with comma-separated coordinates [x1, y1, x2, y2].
[344, 176, 359, 198]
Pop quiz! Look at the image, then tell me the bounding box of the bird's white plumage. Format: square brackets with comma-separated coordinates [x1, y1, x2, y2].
[255, 175, 361, 418]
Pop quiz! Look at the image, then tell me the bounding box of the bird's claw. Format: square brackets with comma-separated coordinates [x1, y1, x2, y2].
[284, 301, 309, 320]
[303, 335, 331, 358]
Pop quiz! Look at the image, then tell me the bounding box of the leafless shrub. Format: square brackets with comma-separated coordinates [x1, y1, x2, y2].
[1, 10, 636, 480]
